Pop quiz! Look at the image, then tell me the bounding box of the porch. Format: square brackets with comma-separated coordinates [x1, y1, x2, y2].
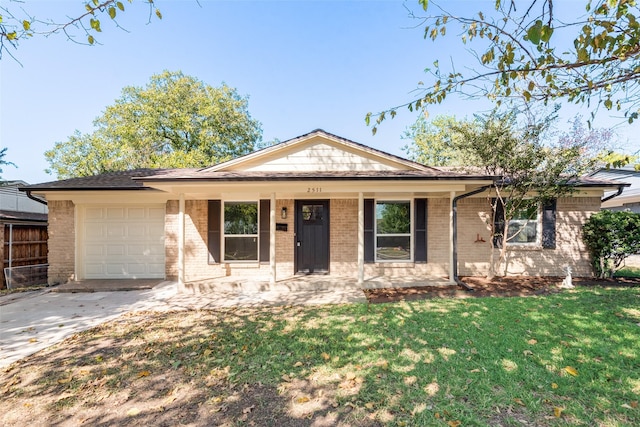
[183, 274, 453, 294]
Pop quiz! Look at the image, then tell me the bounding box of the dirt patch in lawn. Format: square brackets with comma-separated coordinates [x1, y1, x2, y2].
[363, 275, 640, 303]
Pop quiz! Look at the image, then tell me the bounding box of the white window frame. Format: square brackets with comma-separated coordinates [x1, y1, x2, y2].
[222, 200, 259, 262]
[506, 201, 542, 247]
[374, 199, 413, 262]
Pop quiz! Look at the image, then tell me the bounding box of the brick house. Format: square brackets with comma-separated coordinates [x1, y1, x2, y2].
[23, 130, 623, 289]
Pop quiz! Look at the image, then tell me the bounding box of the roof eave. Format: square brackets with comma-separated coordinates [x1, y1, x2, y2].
[19, 186, 158, 192]
[135, 175, 498, 183]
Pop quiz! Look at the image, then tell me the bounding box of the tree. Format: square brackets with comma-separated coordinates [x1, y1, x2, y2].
[366, 0, 640, 132]
[583, 210, 640, 278]
[0, 147, 16, 183]
[402, 114, 469, 166]
[405, 109, 603, 277]
[44, 70, 263, 178]
[0, 0, 161, 61]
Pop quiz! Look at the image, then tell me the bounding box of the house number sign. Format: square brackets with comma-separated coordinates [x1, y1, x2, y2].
[307, 187, 322, 193]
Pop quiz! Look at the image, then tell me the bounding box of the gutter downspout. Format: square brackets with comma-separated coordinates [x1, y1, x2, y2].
[601, 185, 625, 203]
[452, 184, 493, 291]
[25, 190, 48, 206]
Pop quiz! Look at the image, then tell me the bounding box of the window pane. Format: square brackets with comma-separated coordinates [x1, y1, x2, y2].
[507, 202, 539, 244]
[376, 202, 410, 234]
[507, 220, 537, 243]
[224, 237, 258, 260]
[376, 236, 411, 260]
[512, 203, 538, 220]
[224, 202, 258, 235]
[302, 204, 323, 222]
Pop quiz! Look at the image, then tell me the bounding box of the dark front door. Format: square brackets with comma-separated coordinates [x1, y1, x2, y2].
[295, 200, 329, 274]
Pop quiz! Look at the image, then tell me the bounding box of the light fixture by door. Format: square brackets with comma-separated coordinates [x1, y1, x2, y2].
[281, 207, 287, 219]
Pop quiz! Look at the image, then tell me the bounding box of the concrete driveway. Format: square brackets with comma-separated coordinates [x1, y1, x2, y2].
[0, 280, 366, 368]
[0, 282, 180, 368]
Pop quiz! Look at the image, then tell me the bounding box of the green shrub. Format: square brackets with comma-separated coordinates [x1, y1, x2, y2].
[583, 210, 640, 278]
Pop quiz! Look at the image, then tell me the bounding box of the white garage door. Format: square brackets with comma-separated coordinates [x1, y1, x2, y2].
[82, 205, 165, 279]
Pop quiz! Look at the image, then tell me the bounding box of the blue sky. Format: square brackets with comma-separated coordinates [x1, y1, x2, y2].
[1, 0, 638, 184]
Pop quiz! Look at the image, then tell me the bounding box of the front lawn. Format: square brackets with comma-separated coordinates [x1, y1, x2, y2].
[1, 287, 639, 426]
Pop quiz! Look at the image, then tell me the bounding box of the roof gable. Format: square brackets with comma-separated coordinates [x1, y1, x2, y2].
[201, 129, 436, 173]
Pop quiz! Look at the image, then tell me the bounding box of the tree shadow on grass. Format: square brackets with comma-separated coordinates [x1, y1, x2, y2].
[1, 290, 639, 426]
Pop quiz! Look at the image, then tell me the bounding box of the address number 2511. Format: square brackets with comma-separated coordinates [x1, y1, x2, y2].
[307, 187, 322, 193]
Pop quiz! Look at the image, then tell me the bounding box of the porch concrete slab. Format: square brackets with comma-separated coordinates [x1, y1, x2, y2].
[363, 275, 453, 289]
[185, 274, 453, 293]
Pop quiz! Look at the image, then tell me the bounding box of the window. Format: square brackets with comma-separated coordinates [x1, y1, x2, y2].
[302, 204, 324, 222]
[507, 202, 540, 245]
[223, 202, 258, 261]
[375, 201, 411, 261]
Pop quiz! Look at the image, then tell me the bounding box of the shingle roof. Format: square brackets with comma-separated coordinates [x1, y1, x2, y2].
[567, 176, 631, 187]
[22, 167, 626, 191]
[0, 210, 48, 222]
[22, 169, 194, 191]
[138, 168, 495, 182]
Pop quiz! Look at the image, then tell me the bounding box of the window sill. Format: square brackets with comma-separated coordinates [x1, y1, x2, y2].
[223, 262, 261, 269]
[373, 261, 415, 267]
[506, 244, 543, 251]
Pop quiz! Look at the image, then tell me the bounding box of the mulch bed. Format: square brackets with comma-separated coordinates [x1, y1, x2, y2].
[363, 276, 640, 303]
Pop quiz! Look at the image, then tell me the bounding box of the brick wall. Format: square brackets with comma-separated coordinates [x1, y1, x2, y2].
[47, 200, 75, 284]
[165, 200, 178, 279]
[329, 199, 358, 274]
[456, 197, 493, 276]
[331, 198, 448, 279]
[453, 196, 599, 277]
[275, 199, 294, 277]
[168, 199, 291, 282]
[426, 198, 451, 275]
[166, 195, 599, 283]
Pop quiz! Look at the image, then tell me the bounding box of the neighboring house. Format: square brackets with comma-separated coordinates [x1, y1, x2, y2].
[23, 130, 622, 289]
[0, 181, 49, 288]
[589, 166, 640, 213]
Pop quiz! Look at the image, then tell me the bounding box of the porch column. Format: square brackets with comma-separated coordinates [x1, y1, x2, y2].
[178, 193, 185, 291]
[449, 191, 456, 284]
[357, 192, 364, 286]
[269, 192, 276, 286]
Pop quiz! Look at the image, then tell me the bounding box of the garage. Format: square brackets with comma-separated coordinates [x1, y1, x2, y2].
[81, 205, 165, 279]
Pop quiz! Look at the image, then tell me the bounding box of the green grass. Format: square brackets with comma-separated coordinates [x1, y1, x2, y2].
[616, 266, 640, 278]
[2, 287, 640, 426]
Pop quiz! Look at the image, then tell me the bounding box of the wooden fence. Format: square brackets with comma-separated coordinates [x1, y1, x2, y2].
[2, 224, 48, 288]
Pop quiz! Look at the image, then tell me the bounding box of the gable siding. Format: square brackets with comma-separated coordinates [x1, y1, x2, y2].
[231, 143, 407, 172]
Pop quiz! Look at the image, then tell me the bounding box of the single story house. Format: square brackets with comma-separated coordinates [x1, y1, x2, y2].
[589, 166, 640, 213]
[23, 130, 623, 289]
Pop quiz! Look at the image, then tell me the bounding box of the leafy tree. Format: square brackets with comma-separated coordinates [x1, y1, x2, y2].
[0, 0, 161, 61]
[367, 0, 640, 131]
[406, 109, 602, 277]
[45, 70, 263, 178]
[583, 210, 640, 278]
[377, 202, 410, 234]
[0, 147, 16, 182]
[597, 151, 640, 170]
[402, 114, 468, 166]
